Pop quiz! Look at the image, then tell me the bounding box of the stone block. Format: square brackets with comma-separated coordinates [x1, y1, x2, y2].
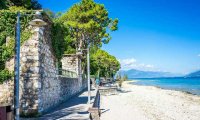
[30, 67, 39, 73]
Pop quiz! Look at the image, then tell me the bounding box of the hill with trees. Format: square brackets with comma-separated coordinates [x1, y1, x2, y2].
[120, 69, 179, 78]
[185, 70, 200, 78]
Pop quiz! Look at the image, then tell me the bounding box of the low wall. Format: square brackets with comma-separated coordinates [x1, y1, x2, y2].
[0, 77, 87, 115]
[39, 76, 86, 114]
[59, 77, 83, 100]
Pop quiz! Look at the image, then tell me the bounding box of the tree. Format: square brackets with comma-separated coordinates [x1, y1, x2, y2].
[122, 74, 128, 81]
[29, 0, 42, 9]
[90, 49, 120, 80]
[58, 0, 118, 51]
[116, 73, 121, 81]
[115, 73, 124, 88]
[44, 9, 63, 19]
[0, 0, 42, 10]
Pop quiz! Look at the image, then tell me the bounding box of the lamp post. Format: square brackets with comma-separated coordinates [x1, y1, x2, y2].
[76, 44, 91, 105]
[14, 11, 46, 120]
[29, 11, 47, 27]
[87, 44, 91, 105]
[14, 12, 20, 120]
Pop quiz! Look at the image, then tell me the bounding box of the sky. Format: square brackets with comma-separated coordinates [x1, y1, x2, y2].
[38, 0, 200, 74]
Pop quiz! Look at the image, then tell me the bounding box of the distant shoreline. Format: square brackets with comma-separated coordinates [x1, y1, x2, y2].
[130, 80, 198, 96]
[128, 76, 200, 79]
[129, 78, 200, 96]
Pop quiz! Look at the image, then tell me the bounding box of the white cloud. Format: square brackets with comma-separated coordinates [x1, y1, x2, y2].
[119, 58, 157, 71]
[198, 54, 200, 57]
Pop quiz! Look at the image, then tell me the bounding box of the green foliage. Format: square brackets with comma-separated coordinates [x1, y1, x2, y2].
[0, 0, 11, 9]
[45, 8, 75, 61]
[0, 69, 13, 84]
[122, 74, 128, 81]
[20, 111, 41, 118]
[116, 73, 122, 87]
[49, 0, 120, 76]
[118, 78, 123, 88]
[0, 0, 42, 10]
[90, 49, 120, 79]
[44, 9, 63, 19]
[44, 9, 56, 19]
[0, 7, 73, 84]
[29, 0, 42, 9]
[116, 73, 121, 81]
[116, 73, 126, 88]
[0, 1, 121, 84]
[51, 19, 75, 60]
[0, 8, 34, 83]
[58, 0, 118, 50]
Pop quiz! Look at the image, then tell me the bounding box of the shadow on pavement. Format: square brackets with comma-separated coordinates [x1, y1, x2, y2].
[21, 90, 95, 120]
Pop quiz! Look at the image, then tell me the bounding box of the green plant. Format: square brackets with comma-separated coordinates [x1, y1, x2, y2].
[20, 111, 41, 118]
[0, 0, 42, 10]
[0, 7, 34, 83]
[90, 49, 120, 80]
[0, 69, 13, 84]
[0, 8, 75, 84]
[118, 79, 123, 88]
[116, 73, 124, 88]
[51, 19, 74, 60]
[58, 0, 118, 51]
[122, 74, 128, 81]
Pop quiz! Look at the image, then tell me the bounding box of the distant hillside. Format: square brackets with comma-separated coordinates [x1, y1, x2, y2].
[119, 69, 180, 78]
[185, 70, 200, 78]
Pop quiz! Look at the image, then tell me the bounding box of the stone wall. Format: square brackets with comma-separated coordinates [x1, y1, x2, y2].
[19, 28, 41, 114]
[58, 77, 83, 101]
[37, 27, 60, 113]
[19, 25, 87, 114]
[61, 54, 83, 90]
[5, 57, 14, 71]
[0, 14, 87, 115]
[61, 54, 78, 73]
[0, 80, 13, 105]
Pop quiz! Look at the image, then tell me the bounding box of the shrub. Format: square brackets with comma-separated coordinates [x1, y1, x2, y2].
[0, 69, 13, 84]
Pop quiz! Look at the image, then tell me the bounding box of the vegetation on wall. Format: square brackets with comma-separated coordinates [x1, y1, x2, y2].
[0, 7, 34, 82]
[0, 0, 41, 10]
[51, 16, 76, 61]
[0, 6, 68, 83]
[0, 6, 74, 83]
[0, 69, 13, 84]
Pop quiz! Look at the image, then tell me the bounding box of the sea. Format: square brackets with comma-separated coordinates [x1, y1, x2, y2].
[130, 77, 200, 95]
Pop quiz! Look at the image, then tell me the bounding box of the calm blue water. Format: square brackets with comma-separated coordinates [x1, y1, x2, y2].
[131, 77, 200, 95]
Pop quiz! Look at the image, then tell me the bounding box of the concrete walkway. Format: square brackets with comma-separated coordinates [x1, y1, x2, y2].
[21, 89, 96, 120]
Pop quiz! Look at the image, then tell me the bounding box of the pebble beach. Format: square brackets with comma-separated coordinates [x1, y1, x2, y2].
[101, 81, 200, 120]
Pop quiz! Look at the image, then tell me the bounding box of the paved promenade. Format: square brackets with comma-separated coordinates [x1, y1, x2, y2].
[21, 88, 96, 120]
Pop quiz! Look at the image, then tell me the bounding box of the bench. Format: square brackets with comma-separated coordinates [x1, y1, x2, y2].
[88, 90, 101, 120]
